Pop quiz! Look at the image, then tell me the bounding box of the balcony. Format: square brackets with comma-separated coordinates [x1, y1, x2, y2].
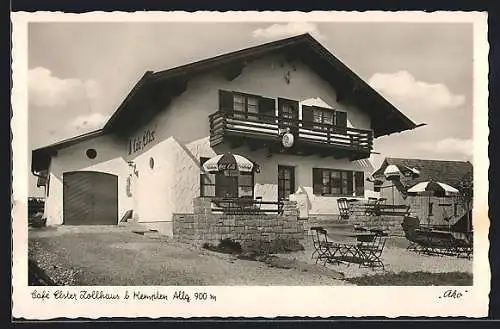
[209, 110, 373, 160]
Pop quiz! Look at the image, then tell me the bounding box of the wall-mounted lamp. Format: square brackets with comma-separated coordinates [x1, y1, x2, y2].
[127, 161, 139, 177]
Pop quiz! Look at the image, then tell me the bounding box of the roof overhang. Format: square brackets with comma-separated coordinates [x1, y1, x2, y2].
[31, 129, 105, 173]
[32, 34, 421, 172]
[101, 33, 419, 138]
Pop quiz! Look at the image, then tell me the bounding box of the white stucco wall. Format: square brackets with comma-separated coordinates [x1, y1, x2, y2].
[41, 53, 378, 231]
[161, 137, 374, 216]
[43, 135, 133, 226]
[141, 54, 372, 146]
[123, 54, 375, 219]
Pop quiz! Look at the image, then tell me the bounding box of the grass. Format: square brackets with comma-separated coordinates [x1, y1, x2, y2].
[346, 271, 473, 286]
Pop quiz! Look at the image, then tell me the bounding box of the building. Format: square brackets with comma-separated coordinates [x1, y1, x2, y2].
[31, 33, 421, 236]
[372, 157, 473, 228]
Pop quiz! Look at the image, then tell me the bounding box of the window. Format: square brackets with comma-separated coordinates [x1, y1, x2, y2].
[86, 148, 97, 159]
[200, 157, 254, 198]
[238, 172, 254, 198]
[454, 203, 459, 217]
[200, 157, 216, 197]
[302, 106, 348, 130]
[278, 166, 295, 201]
[149, 157, 154, 169]
[313, 108, 334, 127]
[233, 93, 260, 120]
[429, 202, 434, 216]
[313, 168, 364, 197]
[219, 90, 275, 122]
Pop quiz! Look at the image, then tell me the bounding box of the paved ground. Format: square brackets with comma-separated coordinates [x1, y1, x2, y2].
[28, 226, 348, 286]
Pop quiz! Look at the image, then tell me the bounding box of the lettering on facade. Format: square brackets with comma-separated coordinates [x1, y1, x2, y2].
[128, 129, 156, 155]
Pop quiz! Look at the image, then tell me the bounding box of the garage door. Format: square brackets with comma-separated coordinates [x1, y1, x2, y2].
[63, 171, 118, 225]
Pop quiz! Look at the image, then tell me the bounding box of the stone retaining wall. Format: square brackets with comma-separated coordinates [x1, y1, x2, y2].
[349, 213, 405, 236]
[173, 197, 304, 251]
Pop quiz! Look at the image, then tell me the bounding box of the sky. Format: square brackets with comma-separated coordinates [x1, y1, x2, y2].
[27, 21, 473, 196]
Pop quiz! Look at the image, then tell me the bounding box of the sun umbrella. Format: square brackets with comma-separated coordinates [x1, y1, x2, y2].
[383, 164, 402, 180]
[202, 153, 258, 174]
[407, 181, 459, 195]
[383, 164, 420, 180]
[407, 180, 459, 227]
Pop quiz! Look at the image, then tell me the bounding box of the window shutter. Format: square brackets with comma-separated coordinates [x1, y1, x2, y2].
[313, 168, 323, 195]
[258, 96, 275, 123]
[335, 111, 348, 128]
[302, 105, 314, 129]
[219, 90, 234, 112]
[355, 171, 365, 197]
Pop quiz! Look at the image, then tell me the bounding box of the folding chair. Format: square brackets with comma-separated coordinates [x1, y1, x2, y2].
[310, 227, 330, 264]
[310, 227, 348, 266]
[337, 198, 351, 221]
[357, 233, 388, 270]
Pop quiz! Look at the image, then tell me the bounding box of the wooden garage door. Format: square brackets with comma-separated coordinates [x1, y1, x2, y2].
[63, 171, 118, 225]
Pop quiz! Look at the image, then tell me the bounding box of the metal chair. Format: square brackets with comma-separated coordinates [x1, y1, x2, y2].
[337, 198, 351, 221]
[357, 233, 388, 270]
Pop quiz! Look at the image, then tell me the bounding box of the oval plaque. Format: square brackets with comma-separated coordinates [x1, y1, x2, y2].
[282, 132, 294, 148]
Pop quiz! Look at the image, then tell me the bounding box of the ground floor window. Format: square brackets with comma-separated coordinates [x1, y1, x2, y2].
[313, 168, 364, 197]
[200, 157, 254, 198]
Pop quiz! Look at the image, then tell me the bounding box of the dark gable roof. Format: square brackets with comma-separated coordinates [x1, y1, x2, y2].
[31, 129, 104, 172]
[32, 33, 420, 173]
[372, 157, 473, 188]
[103, 33, 419, 137]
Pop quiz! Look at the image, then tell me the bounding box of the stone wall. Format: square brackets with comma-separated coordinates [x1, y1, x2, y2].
[173, 197, 304, 251]
[349, 213, 405, 236]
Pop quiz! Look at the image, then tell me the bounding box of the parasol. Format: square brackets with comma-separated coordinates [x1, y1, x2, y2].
[407, 180, 459, 226]
[202, 153, 259, 174]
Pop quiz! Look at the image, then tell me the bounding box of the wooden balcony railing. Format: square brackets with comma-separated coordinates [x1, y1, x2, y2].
[209, 110, 373, 155]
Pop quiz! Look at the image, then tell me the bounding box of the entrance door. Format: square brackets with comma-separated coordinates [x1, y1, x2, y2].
[278, 165, 295, 201]
[278, 98, 299, 136]
[63, 171, 118, 225]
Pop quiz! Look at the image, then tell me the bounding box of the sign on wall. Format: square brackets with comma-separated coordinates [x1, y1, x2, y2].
[128, 129, 156, 155]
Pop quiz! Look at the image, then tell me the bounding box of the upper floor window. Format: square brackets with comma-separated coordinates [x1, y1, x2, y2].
[313, 168, 364, 197]
[219, 90, 275, 122]
[303, 106, 348, 130]
[233, 93, 259, 119]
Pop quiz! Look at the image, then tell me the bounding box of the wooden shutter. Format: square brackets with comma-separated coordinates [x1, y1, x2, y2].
[302, 105, 314, 129]
[355, 171, 364, 197]
[335, 111, 348, 128]
[219, 90, 234, 112]
[313, 168, 323, 195]
[258, 96, 276, 123]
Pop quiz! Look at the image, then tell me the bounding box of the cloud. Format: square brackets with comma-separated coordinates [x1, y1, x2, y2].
[252, 22, 325, 40]
[416, 138, 473, 158]
[69, 112, 109, 132]
[368, 71, 465, 117]
[28, 67, 101, 108]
